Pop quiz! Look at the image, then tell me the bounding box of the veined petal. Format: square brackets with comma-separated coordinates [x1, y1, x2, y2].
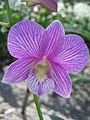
[44, 20, 65, 57]
[40, 0, 57, 12]
[2, 58, 36, 84]
[52, 34, 89, 73]
[28, 72, 55, 96]
[8, 20, 49, 59]
[52, 63, 72, 98]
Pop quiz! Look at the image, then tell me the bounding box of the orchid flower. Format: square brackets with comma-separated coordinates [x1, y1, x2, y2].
[21, 0, 57, 12]
[2, 20, 89, 98]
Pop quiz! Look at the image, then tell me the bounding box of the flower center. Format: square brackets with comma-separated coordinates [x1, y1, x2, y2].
[34, 58, 51, 81]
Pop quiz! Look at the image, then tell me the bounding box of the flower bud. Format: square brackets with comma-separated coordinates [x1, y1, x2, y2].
[21, 0, 57, 12]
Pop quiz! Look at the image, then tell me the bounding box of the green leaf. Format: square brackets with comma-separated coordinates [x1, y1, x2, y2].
[0, 21, 9, 27]
[70, 74, 90, 83]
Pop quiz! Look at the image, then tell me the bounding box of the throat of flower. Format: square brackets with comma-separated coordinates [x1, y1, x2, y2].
[36, 69, 46, 81]
[34, 58, 50, 81]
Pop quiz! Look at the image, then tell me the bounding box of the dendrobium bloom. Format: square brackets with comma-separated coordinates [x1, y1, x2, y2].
[21, 0, 57, 12]
[2, 20, 88, 98]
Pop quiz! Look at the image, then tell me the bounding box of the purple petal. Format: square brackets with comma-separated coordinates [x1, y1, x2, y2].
[40, 0, 57, 12]
[52, 34, 89, 73]
[2, 58, 36, 84]
[28, 72, 55, 96]
[52, 63, 72, 98]
[8, 20, 49, 59]
[44, 20, 65, 57]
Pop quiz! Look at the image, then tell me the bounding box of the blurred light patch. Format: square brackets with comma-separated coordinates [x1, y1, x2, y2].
[58, 1, 65, 11]
[8, 0, 21, 10]
[73, 3, 90, 19]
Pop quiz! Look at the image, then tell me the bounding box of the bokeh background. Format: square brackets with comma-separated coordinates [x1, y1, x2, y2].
[0, 0, 90, 120]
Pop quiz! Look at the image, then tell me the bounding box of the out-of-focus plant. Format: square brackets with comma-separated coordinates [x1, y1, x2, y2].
[70, 74, 90, 83]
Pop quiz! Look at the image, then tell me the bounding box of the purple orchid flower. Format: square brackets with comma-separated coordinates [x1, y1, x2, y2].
[22, 0, 57, 12]
[2, 20, 89, 98]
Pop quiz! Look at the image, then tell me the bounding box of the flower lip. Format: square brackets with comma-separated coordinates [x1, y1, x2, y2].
[27, 57, 55, 96]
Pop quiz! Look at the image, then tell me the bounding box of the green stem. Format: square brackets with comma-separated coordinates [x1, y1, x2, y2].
[5, 0, 12, 26]
[33, 94, 44, 120]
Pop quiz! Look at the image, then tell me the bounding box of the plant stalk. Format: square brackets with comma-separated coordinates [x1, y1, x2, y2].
[33, 94, 44, 120]
[5, 0, 12, 26]
[21, 88, 30, 115]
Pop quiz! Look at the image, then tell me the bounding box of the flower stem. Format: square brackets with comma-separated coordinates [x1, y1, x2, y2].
[33, 94, 44, 120]
[5, 0, 12, 26]
[21, 88, 30, 115]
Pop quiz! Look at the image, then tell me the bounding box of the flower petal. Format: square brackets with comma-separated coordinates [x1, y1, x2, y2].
[52, 63, 72, 98]
[40, 0, 57, 12]
[2, 58, 36, 84]
[44, 20, 65, 57]
[28, 72, 55, 96]
[52, 34, 89, 73]
[8, 20, 49, 59]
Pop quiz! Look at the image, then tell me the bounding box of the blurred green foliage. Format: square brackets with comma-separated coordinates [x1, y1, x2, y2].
[0, 0, 90, 58]
[70, 74, 90, 83]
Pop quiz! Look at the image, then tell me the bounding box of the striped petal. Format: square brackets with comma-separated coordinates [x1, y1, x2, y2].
[8, 20, 49, 59]
[40, 0, 57, 12]
[2, 58, 36, 84]
[52, 63, 72, 98]
[52, 34, 89, 73]
[44, 20, 65, 58]
[28, 72, 55, 96]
